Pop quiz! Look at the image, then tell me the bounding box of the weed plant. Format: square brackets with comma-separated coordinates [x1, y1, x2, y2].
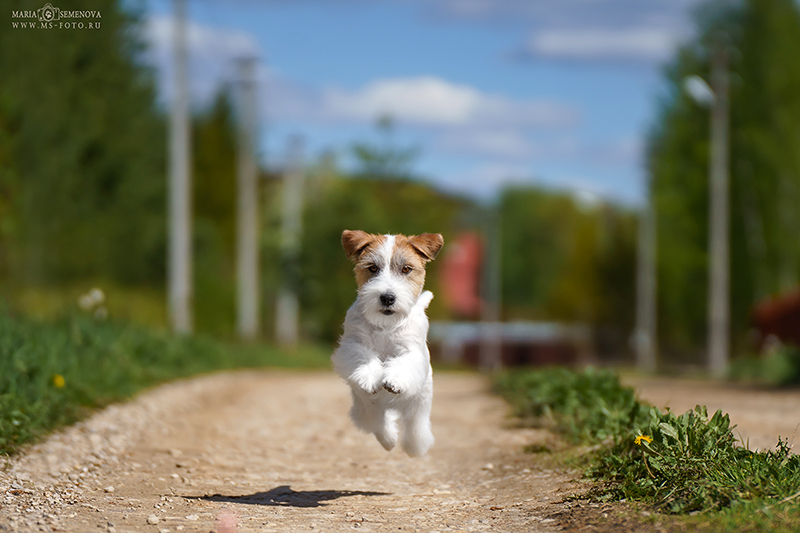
[598, 406, 800, 513]
[0, 313, 330, 455]
[496, 367, 800, 518]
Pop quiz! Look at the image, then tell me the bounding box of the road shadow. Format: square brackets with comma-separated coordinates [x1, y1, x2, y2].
[184, 485, 391, 508]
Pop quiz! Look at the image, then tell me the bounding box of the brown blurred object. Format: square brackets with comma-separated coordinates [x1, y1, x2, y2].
[439, 232, 483, 318]
[752, 288, 800, 347]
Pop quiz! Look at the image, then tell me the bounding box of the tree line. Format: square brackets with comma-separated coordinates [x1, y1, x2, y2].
[2, 0, 798, 361]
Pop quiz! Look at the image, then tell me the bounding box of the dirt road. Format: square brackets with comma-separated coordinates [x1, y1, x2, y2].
[4, 370, 799, 533]
[0, 371, 586, 533]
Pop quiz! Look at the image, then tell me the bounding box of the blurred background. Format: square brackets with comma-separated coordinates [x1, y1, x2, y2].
[3, 0, 800, 375]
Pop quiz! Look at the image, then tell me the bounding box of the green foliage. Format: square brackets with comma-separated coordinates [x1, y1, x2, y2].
[0, 0, 641, 346]
[730, 346, 800, 386]
[499, 189, 578, 316]
[192, 92, 238, 337]
[598, 408, 800, 514]
[497, 367, 800, 518]
[673, 498, 800, 532]
[261, 172, 470, 343]
[0, 0, 166, 286]
[277, 176, 637, 344]
[351, 115, 419, 178]
[0, 313, 329, 456]
[499, 188, 637, 352]
[650, 0, 800, 354]
[495, 367, 649, 443]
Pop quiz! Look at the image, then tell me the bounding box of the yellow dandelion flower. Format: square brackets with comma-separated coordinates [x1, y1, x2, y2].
[634, 434, 652, 446]
[53, 374, 65, 388]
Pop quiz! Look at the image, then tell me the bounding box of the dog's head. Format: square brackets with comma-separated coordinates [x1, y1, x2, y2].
[342, 230, 444, 327]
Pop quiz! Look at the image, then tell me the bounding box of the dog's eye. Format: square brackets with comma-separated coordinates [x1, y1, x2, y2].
[368, 265, 379, 273]
[401, 265, 412, 274]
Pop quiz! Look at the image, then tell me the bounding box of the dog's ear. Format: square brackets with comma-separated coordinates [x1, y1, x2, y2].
[408, 233, 444, 262]
[341, 230, 376, 262]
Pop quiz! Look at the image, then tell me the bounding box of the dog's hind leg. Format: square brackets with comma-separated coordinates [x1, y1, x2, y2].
[349, 389, 380, 432]
[400, 409, 434, 457]
[374, 409, 398, 451]
[399, 382, 434, 457]
[349, 389, 398, 451]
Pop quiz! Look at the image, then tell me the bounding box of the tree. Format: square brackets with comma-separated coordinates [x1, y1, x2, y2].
[0, 0, 166, 287]
[192, 91, 239, 336]
[499, 186, 637, 353]
[649, 0, 800, 356]
[351, 116, 418, 179]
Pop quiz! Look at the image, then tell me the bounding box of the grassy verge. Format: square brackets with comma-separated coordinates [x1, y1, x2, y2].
[0, 313, 330, 456]
[496, 367, 800, 532]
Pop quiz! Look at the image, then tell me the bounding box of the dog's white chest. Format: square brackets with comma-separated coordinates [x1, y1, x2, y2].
[369, 330, 404, 361]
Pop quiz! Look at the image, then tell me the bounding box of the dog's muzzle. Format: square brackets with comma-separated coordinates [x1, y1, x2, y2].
[380, 292, 396, 315]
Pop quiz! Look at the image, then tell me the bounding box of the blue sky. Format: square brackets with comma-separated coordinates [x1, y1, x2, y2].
[141, 0, 701, 205]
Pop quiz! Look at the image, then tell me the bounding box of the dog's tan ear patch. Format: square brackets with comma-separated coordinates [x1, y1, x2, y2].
[408, 233, 444, 261]
[342, 230, 378, 261]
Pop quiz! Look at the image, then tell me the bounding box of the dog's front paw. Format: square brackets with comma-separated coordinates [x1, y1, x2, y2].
[350, 360, 383, 395]
[355, 377, 382, 395]
[382, 380, 401, 395]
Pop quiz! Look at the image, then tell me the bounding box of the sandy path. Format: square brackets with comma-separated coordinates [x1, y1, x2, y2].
[6, 370, 796, 533]
[0, 371, 583, 533]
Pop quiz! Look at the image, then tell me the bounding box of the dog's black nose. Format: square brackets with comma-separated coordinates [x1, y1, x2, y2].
[380, 292, 396, 307]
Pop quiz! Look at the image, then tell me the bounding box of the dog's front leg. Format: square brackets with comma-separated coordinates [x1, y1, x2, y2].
[332, 340, 383, 394]
[350, 358, 383, 395]
[382, 349, 428, 396]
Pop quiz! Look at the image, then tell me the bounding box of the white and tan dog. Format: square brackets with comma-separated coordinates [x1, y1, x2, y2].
[332, 230, 444, 457]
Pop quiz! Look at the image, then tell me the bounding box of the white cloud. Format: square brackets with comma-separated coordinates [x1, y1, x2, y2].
[418, 0, 697, 63]
[317, 76, 579, 128]
[524, 27, 681, 62]
[137, 11, 643, 203]
[322, 77, 479, 125]
[426, 0, 698, 34]
[572, 188, 604, 210]
[142, 15, 263, 105]
[139, 15, 580, 161]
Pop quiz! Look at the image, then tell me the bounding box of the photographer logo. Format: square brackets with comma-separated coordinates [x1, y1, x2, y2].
[11, 3, 101, 30]
[38, 3, 59, 22]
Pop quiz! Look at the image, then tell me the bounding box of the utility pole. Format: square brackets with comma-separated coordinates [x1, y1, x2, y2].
[635, 174, 657, 373]
[275, 136, 305, 348]
[708, 44, 730, 379]
[168, 0, 192, 334]
[236, 57, 260, 340]
[479, 205, 502, 370]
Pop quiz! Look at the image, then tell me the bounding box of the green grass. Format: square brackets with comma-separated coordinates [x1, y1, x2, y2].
[495, 366, 649, 444]
[668, 497, 800, 532]
[0, 312, 330, 456]
[496, 367, 800, 530]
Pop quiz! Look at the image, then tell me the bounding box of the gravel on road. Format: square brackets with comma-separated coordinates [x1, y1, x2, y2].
[0, 370, 586, 533]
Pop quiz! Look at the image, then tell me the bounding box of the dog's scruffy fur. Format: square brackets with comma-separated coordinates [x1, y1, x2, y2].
[332, 230, 444, 457]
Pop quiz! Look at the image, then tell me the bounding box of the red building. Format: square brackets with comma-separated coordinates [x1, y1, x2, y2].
[439, 232, 482, 318]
